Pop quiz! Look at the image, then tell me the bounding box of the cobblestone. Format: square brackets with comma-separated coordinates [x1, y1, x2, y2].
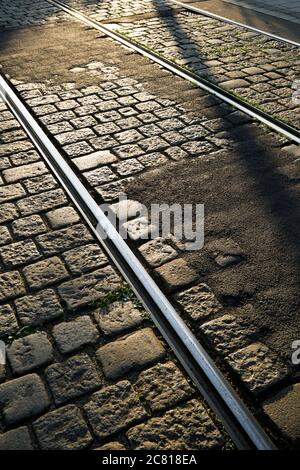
[0, 427, 33, 450]
[117, 13, 299, 129]
[84, 380, 147, 439]
[96, 327, 165, 379]
[45, 206, 80, 228]
[0, 304, 18, 338]
[0, 271, 26, 302]
[135, 362, 194, 412]
[96, 177, 134, 202]
[12, 215, 46, 238]
[0, 183, 26, 203]
[22, 174, 58, 195]
[3, 162, 47, 183]
[7, 332, 54, 375]
[0, 203, 18, 224]
[83, 166, 117, 186]
[122, 216, 156, 241]
[112, 158, 144, 176]
[72, 150, 117, 170]
[0, 226, 11, 246]
[127, 399, 223, 450]
[110, 199, 145, 221]
[0, 140, 33, 157]
[156, 258, 199, 291]
[175, 283, 222, 321]
[33, 405, 92, 450]
[139, 238, 177, 267]
[201, 313, 257, 355]
[36, 224, 92, 255]
[15, 289, 64, 326]
[45, 353, 101, 405]
[1, 239, 41, 267]
[17, 189, 67, 215]
[95, 301, 143, 336]
[62, 244, 108, 275]
[114, 144, 143, 159]
[58, 266, 121, 309]
[23, 256, 69, 289]
[227, 343, 288, 395]
[52, 316, 99, 354]
[63, 140, 93, 157]
[0, 373, 50, 425]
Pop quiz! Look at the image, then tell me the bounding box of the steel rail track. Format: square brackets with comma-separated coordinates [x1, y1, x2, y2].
[0, 72, 276, 450]
[47, 0, 300, 145]
[171, 0, 300, 48]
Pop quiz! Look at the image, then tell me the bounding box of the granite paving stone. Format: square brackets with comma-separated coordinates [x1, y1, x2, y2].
[0, 271, 26, 302]
[200, 312, 257, 355]
[227, 343, 289, 395]
[17, 189, 67, 215]
[0, 304, 18, 337]
[52, 315, 99, 354]
[7, 332, 54, 375]
[156, 258, 199, 291]
[135, 362, 194, 412]
[0, 373, 50, 425]
[23, 256, 69, 290]
[33, 405, 92, 450]
[15, 289, 64, 326]
[36, 224, 92, 255]
[139, 238, 177, 267]
[127, 399, 223, 450]
[45, 206, 80, 229]
[45, 353, 101, 405]
[58, 266, 121, 309]
[96, 327, 165, 379]
[95, 300, 144, 336]
[175, 283, 222, 321]
[0, 427, 33, 450]
[84, 380, 147, 439]
[11, 215, 47, 238]
[62, 244, 108, 275]
[1, 239, 41, 267]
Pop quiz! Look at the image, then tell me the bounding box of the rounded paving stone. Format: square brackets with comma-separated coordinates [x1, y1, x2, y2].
[7, 332, 54, 375]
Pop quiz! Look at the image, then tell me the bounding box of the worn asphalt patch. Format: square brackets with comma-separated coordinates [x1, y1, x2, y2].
[125, 136, 300, 362]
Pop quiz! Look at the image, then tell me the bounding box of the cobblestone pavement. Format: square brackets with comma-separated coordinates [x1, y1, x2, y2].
[0, 1, 299, 130]
[115, 10, 300, 130]
[0, 0, 69, 31]
[0, 100, 228, 450]
[222, 0, 300, 25]
[0, 0, 300, 448]
[0, 0, 178, 31]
